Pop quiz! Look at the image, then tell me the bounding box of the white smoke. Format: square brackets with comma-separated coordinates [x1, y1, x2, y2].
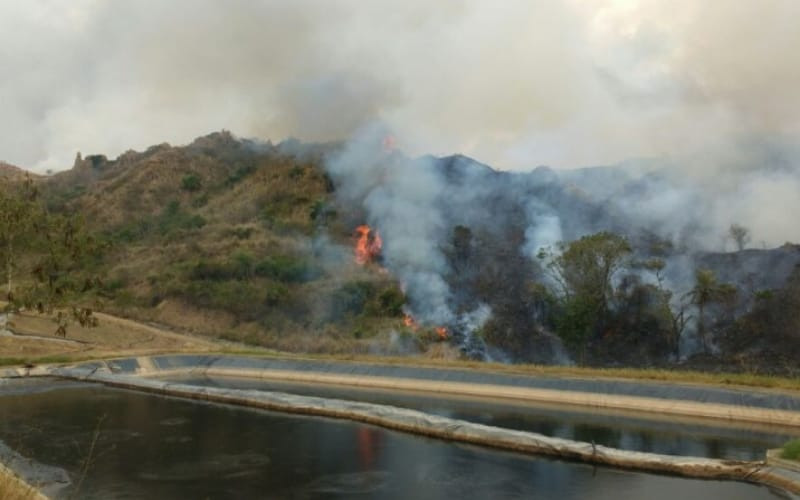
[325, 125, 490, 337]
[3, 0, 799, 275]
[523, 203, 563, 259]
[3, 0, 799, 176]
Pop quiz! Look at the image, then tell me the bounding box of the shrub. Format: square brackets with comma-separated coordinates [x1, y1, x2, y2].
[181, 173, 202, 192]
[264, 282, 289, 306]
[191, 194, 209, 207]
[225, 162, 257, 186]
[331, 281, 375, 319]
[177, 279, 285, 319]
[189, 253, 316, 283]
[309, 200, 325, 221]
[190, 259, 233, 281]
[254, 255, 320, 283]
[782, 439, 800, 460]
[157, 201, 206, 235]
[107, 218, 153, 243]
[227, 226, 254, 240]
[366, 286, 405, 317]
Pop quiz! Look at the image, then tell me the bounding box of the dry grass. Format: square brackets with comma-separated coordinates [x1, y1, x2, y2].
[0, 466, 44, 500]
[0, 309, 231, 367]
[3, 306, 799, 395]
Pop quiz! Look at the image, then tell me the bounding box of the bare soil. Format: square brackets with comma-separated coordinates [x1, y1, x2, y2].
[0, 310, 231, 365]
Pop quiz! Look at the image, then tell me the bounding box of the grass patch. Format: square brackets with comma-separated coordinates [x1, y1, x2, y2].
[0, 354, 97, 368]
[0, 358, 26, 367]
[0, 466, 42, 500]
[782, 439, 800, 460]
[32, 355, 77, 365]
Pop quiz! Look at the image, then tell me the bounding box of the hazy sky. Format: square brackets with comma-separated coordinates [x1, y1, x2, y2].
[1, 0, 799, 172]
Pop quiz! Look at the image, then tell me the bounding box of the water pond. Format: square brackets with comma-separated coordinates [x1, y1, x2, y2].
[0, 379, 787, 499]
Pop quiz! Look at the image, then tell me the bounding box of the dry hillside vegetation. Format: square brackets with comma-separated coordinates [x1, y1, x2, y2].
[34, 132, 420, 357]
[0, 310, 222, 363]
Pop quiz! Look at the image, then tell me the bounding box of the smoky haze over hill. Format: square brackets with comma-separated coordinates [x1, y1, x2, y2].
[2, 1, 800, 170]
[320, 128, 800, 360]
[3, 1, 800, 248]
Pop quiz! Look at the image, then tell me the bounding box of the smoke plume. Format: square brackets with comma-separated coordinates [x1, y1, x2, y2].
[2, 1, 799, 247]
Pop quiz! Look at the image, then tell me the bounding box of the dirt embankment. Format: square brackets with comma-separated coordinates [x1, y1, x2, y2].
[0, 310, 229, 364]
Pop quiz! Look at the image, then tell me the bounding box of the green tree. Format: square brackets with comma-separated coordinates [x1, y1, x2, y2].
[549, 232, 632, 313]
[543, 232, 631, 360]
[0, 177, 41, 297]
[0, 178, 100, 336]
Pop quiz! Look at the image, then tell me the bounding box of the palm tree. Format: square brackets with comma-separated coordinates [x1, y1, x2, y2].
[685, 269, 719, 353]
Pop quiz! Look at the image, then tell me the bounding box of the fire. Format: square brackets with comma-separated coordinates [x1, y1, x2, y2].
[403, 313, 419, 331]
[402, 311, 447, 340]
[354, 225, 382, 265]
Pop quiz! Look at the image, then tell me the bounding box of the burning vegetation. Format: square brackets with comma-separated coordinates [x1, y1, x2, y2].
[402, 313, 419, 331]
[356, 228, 449, 342]
[354, 225, 383, 265]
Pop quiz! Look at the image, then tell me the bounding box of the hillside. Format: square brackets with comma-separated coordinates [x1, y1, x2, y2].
[0, 161, 36, 182]
[37, 132, 409, 356]
[6, 131, 796, 373]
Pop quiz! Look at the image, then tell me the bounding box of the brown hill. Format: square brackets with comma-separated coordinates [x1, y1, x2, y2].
[0, 161, 37, 182]
[36, 131, 406, 356]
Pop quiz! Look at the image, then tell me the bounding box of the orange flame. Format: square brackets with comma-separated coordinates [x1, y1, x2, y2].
[435, 326, 448, 340]
[354, 225, 382, 265]
[403, 313, 419, 331]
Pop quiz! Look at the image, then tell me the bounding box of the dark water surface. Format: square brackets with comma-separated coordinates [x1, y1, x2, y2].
[0, 379, 787, 499]
[167, 375, 795, 461]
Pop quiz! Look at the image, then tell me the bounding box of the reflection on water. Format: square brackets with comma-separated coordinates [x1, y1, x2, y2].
[0, 380, 786, 499]
[167, 375, 794, 461]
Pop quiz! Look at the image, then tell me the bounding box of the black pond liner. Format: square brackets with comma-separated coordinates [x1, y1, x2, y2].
[134, 354, 800, 411]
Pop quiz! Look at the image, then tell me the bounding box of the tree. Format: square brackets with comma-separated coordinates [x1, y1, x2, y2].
[729, 224, 751, 251]
[0, 177, 41, 297]
[543, 232, 631, 359]
[685, 269, 716, 353]
[684, 268, 737, 353]
[636, 258, 685, 358]
[548, 232, 631, 312]
[0, 177, 100, 336]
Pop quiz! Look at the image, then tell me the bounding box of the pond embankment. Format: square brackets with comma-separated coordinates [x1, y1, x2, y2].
[0, 464, 47, 500]
[0, 431, 69, 499]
